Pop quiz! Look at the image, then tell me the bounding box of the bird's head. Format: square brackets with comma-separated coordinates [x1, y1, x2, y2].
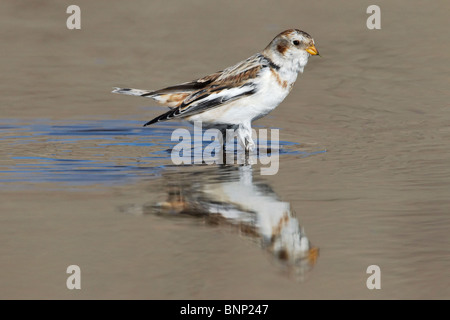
[263, 29, 319, 72]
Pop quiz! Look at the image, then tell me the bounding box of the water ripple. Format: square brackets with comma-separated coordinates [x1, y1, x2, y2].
[0, 119, 326, 185]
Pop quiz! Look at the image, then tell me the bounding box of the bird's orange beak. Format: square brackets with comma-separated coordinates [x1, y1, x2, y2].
[306, 45, 319, 56]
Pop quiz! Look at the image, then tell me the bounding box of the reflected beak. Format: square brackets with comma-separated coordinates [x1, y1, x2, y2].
[306, 45, 319, 56]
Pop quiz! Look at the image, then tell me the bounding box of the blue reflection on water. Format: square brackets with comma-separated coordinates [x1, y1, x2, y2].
[0, 119, 325, 185]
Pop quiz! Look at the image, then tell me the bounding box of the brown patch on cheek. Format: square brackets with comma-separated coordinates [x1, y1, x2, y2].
[276, 42, 288, 55]
[278, 249, 289, 261]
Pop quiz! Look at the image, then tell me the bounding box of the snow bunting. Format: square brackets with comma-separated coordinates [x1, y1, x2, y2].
[113, 29, 319, 150]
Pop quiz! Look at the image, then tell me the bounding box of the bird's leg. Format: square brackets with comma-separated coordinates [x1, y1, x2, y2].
[245, 136, 256, 152]
[219, 127, 227, 152]
[237, 122, 255, 153]
[219, 127, 227, 164]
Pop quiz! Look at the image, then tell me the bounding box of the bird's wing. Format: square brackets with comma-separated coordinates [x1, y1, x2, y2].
[112, 71, 222, 107]
[143, 54, 269, 126]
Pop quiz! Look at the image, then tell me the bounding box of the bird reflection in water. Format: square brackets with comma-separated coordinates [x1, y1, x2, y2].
[135, 164, 318, 280]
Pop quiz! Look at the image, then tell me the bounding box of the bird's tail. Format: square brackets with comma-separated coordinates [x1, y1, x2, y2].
[112, 87, 155, 97]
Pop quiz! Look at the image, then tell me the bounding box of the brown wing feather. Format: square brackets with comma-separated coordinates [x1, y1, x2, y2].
[143, 54, 278, 126]
[180, 65, 261, 111]
[145, 72, 220, 107]
[147, 54, 265, 108]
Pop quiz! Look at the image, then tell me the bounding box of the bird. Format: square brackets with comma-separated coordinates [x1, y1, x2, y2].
[147, 164, 319, 278]
[112, 29, 319, 151]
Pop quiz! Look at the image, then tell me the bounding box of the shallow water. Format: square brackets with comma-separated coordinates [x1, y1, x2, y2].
[1, 1, 449, 299]
[0, 119, 323, 184]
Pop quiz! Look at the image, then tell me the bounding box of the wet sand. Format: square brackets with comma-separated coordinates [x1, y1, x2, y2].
[1, 1, 449, 299]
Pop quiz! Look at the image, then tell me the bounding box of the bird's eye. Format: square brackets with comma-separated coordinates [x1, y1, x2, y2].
[293, 40, 300, 46]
